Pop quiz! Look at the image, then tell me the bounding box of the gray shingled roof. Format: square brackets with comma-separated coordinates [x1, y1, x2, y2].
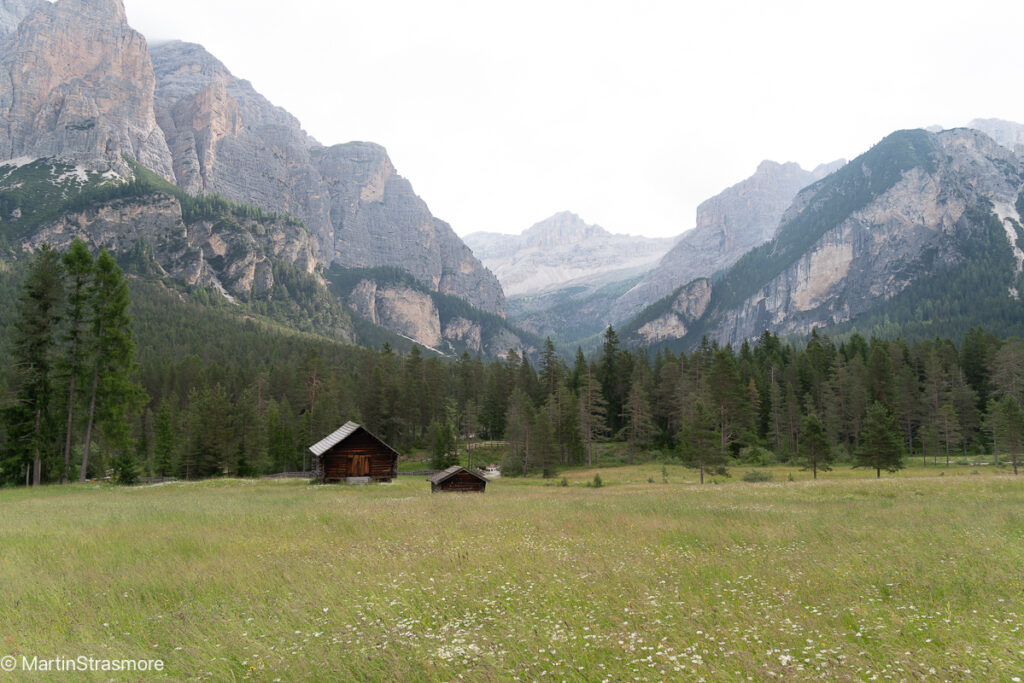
[427, 466, 488, 485]
[308, 421, 401, 458]
[308, 421, 361, 456]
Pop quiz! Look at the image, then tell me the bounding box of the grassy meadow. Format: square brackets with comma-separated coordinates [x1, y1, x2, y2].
[1, 464, 1022, 681]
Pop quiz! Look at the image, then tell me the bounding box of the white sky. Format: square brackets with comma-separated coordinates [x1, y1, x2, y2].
[122, 0, 1024, 239]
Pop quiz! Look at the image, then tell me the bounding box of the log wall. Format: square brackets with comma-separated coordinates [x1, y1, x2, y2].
[321, 430, 397, 482]
[433, 470, 486, 493]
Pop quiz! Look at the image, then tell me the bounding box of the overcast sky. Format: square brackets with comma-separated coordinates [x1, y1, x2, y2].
[122, 0, 1024, 239]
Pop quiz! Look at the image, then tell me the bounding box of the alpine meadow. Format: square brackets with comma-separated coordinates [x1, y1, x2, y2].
[1, 0, 1024, 681]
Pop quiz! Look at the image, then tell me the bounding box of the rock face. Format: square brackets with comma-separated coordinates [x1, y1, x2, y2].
[0, 0, 173, 177]
[968, 118, 1024, 154]
[0, 0, 40, 39]
[338, 274, 535, 357]
[632, 278, 711, 344]
[634, 128, 1024, 348]
[464, 211, 674, 296]
[348, 279, 444, 349]
[0, 4, 505, 348]
[610, 159, 844, 323]
[23, 193, 320, 305]
[149, 40, 504, 316]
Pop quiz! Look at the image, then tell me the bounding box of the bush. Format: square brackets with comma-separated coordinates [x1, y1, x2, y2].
[741, 469, 773, 483]
[591, 473, 603, 488]
[499, 449, 524, 477]
[739, 445, 777, 466]
[560, 477, 568, 487]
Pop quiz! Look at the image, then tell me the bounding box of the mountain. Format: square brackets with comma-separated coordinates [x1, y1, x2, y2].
[465, 211, 674, 296]
[624, 128, 1024, 348]
[968, 118, 1024, 153]
[464, 211, 674, 346]
[0, 0, 522, 356]
[609, 159, 844, 325]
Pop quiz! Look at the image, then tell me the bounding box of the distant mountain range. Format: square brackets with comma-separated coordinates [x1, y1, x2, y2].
[0, 0, 529, 357]
[2, 0, 1022, 356]
[621, 124, 1024, 349]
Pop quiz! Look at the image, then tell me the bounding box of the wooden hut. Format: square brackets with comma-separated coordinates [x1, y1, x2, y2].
[309, 422, 399, 483]
[427, 466, 488, 493]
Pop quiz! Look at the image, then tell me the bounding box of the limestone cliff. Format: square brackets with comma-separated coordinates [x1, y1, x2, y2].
[0, 0, 173, 177]
[610, 159, 844, 324]
[631, 128, 1024, 348]
[23, 193, 320, 305]
[968, 118, 1024, 154]
[149, 41, 504, 316]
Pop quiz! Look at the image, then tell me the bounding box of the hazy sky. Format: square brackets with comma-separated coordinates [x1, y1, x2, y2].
[122, 0, 1024, 238]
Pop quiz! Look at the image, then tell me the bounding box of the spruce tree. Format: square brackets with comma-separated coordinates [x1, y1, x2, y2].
[79, 250, 144, 481]
[6, 246, 64, 486]
[855, 402, 904, 478]
[577, 364, 608, 467]
[991, 396, 1023, 475]
[60, 238, 93, 483]
[679, 399, 721, 484]
[798, 413, 832, 479]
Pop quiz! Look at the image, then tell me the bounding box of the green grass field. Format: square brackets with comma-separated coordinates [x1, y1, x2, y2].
[1, 465, 1022, 681]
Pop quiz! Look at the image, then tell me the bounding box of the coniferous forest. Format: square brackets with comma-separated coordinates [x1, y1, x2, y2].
[1, 242, 1022, 487]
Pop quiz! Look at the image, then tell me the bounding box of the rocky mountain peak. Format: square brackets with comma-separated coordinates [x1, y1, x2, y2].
[521, 211, 611, 249]
[967, 118, 1024, 152]
[0, 0, 173, 176]
[56, 0, 127, 22]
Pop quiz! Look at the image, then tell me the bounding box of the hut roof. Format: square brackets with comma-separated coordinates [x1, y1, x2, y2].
[309, 421, 399, 457]
[427, 466, 489, 485]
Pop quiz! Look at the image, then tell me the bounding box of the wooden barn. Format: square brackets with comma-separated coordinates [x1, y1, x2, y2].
[427, 466, 488, 493]
[309, 422, 399, 483]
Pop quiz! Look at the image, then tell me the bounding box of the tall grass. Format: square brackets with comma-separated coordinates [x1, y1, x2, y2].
[0, 466, 1021, 680]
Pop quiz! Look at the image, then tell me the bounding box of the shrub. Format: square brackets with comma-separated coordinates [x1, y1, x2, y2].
[560, 477, 568, 487]
[591, 473, 603, 488]
[739, 445, 777, 465]
[741, 469, 773, 483]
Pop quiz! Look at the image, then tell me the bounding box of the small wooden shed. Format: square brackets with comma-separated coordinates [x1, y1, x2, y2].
[309, 422, 399, 483]
[427, 466, 488, 493]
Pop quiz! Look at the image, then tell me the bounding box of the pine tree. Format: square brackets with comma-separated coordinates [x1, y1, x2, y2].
[429, 400, 459, 470]
[153, 399, 176, 478]
[5, 246, 64, 486]
[991, 396, 1023, 475]
[796, 413, 830, 479]
[59, 238, 93, 483]
[533, 403, 558, 478]
[679, 399, 721, 484]
[79, 250, 145, 481]
[577, 364, 608, 466]
[855, 402, 904, 478]
[619, 379, 654, 463]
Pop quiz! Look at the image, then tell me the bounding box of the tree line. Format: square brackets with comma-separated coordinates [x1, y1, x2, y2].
[2, 245, 1023, 486]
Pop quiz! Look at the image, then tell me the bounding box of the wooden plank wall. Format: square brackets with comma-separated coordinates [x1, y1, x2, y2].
[437, 471, 486, 492]
[322, 430, 397, 481]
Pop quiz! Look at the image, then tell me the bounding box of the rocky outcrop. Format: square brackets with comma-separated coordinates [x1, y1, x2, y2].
[342, 277, 534, 357]
[23, 193, 319, 303]
[149, 41, 504, 316]
[968, 118, 1024, 154]
[348, 279, 444, 349]
[464, 211, 674, 296]
[696, 129, 1024, 346]
[610, 159, 844, 323]
[0, 0, 173, 177]
[0, 3, 505, 339]
[0, 0, 40, 39]
[633, 278, 711, 345]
